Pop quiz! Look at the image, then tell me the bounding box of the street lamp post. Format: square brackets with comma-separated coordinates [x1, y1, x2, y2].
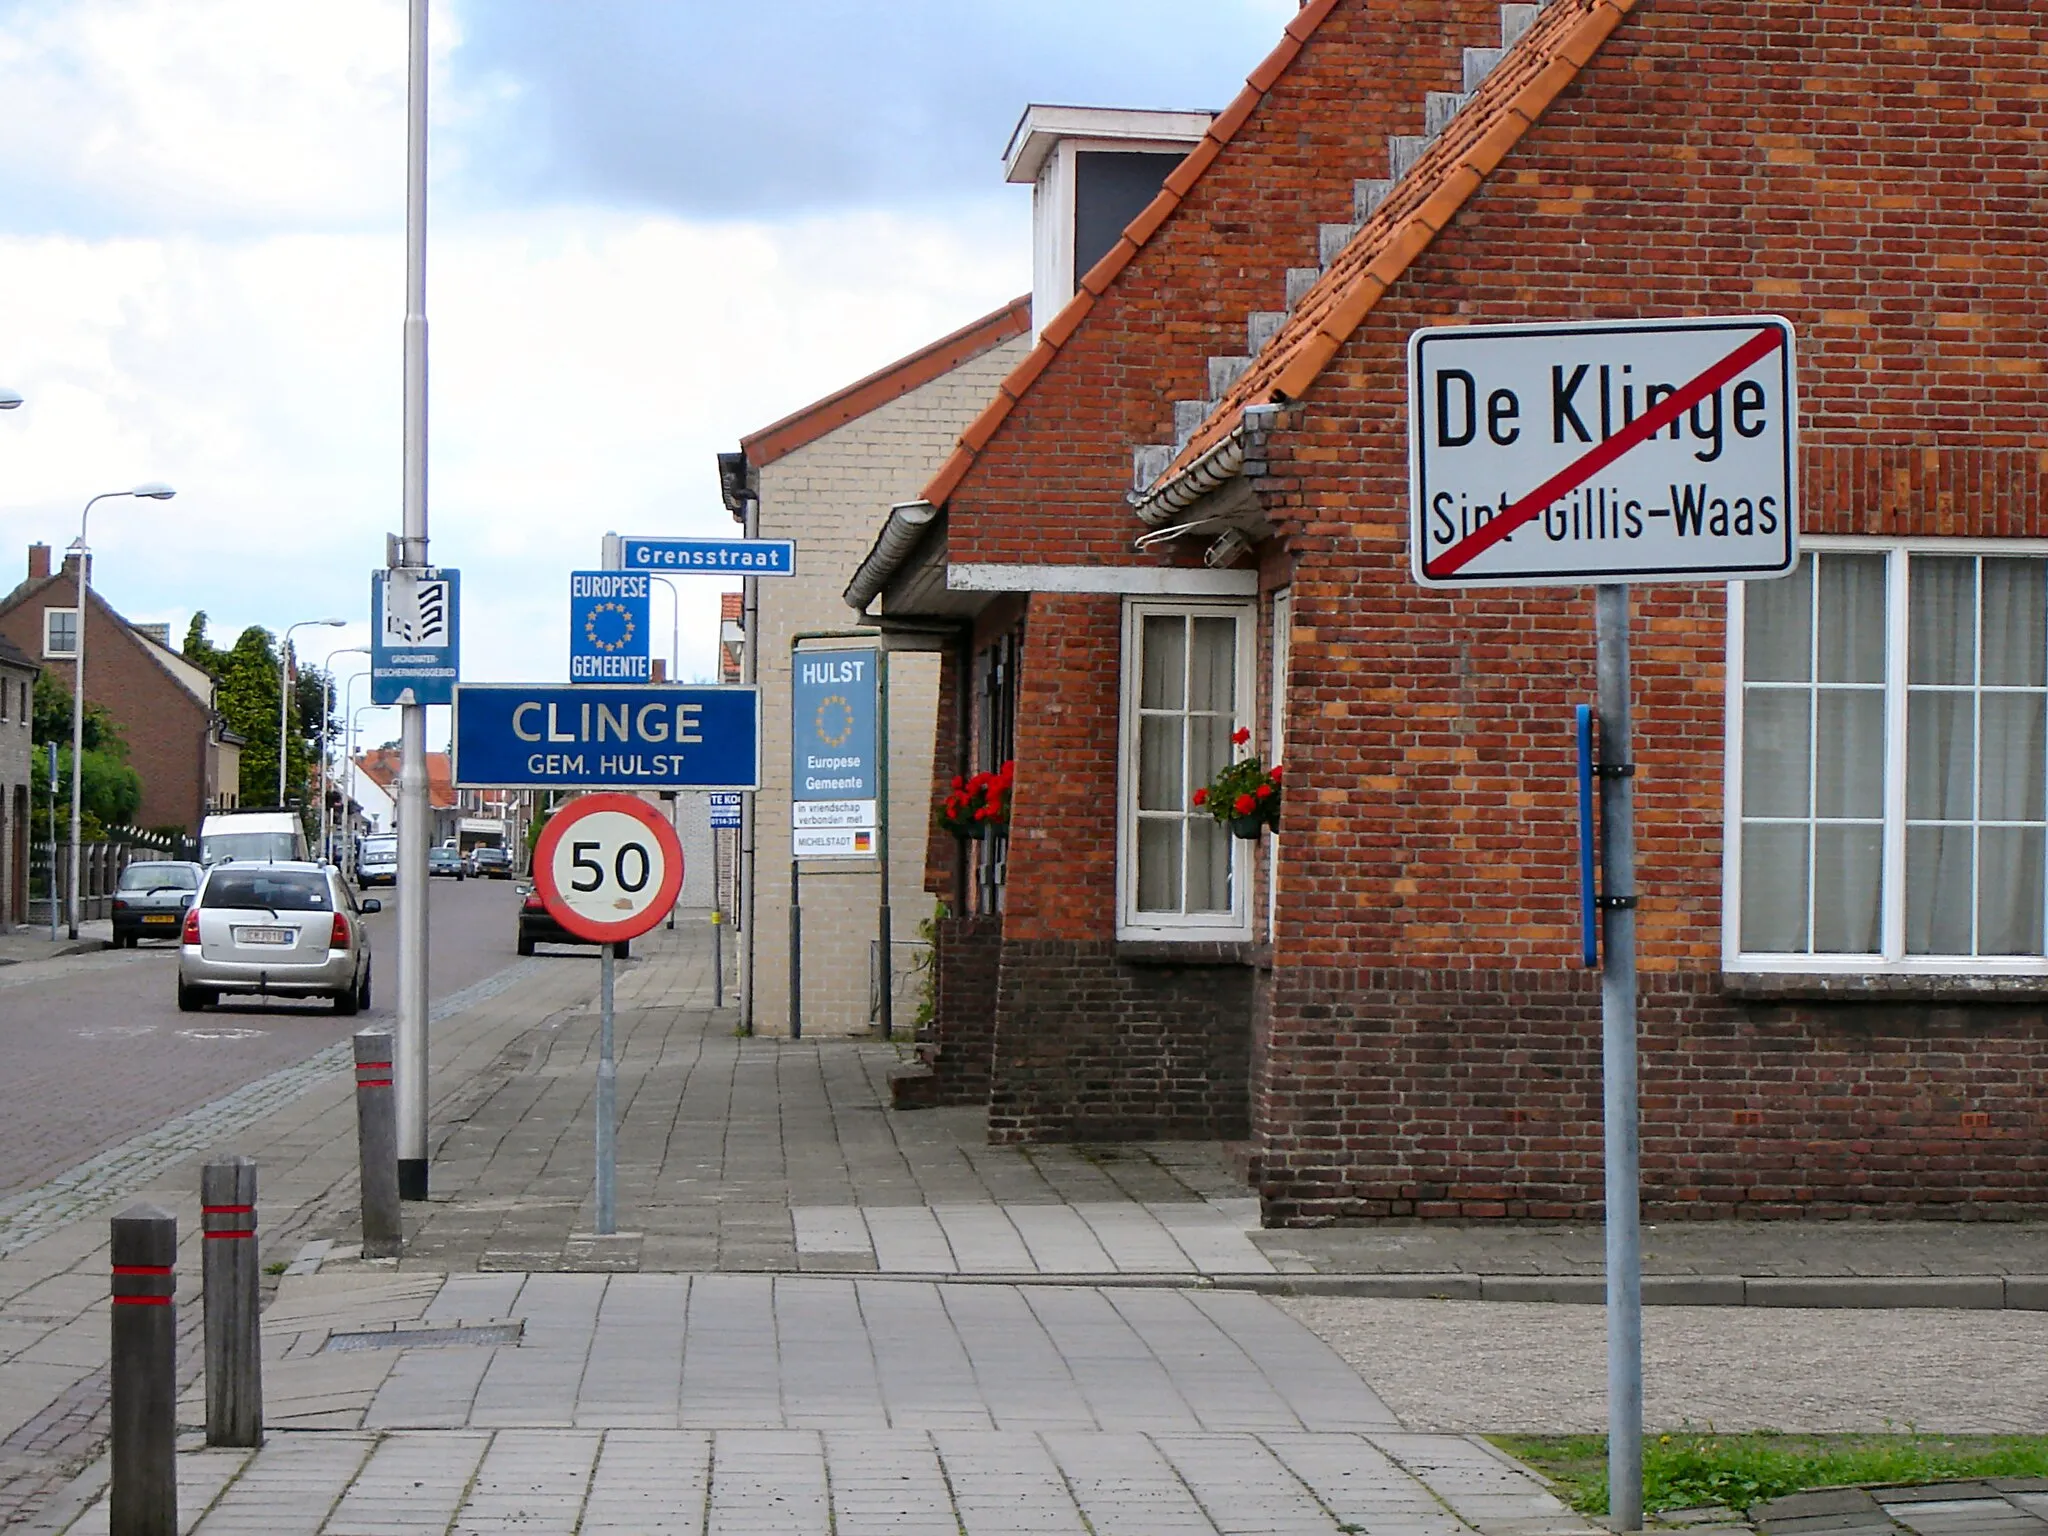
[0, 389, 22, 410]
[65, 483, 175, 939]
[320, 647, 370, 863]
[277, 620, 344, 810]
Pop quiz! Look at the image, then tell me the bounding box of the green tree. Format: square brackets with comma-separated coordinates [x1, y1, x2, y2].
[187, 621, 333, 812]
[29, 674, 143, 836]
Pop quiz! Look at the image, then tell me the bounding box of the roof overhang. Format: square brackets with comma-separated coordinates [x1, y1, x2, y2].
[1002, 104, 1218, 184]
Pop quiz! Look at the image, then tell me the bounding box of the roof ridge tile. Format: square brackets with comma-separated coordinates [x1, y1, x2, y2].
[919, 0, 1347, 509]
[1158, 0, 1641, 483]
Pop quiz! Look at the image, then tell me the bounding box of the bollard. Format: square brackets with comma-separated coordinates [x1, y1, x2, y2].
[201, 1156, 262, 1448]
[712, 908, 723, 1009]
[110, 1204, 177, 1536]
[354, 1031, 402, 1258]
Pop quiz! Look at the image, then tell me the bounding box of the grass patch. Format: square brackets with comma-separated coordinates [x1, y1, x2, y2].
[1490, 1431, 2048, 1516]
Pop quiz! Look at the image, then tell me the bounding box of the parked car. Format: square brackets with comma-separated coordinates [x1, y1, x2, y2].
[517, 886, 628, 958]
[472, 846, 512, 879]
[111, 860, 204, 947]
[199, 810, 308, 867]
[428, 846, 467, 880]
[356, 834, 398, 887]
[177, 863, 379, 1013]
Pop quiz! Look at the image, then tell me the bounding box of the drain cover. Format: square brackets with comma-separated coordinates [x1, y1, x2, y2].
[323, 1322, 522, 1353]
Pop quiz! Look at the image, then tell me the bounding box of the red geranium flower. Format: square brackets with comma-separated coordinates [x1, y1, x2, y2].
[1231, 727, 1251, 746]
[1256, 783, 1273, 800]
[1191, 787, 1208, 807]
[1233, 793, 1256, 815]
[950, 775, 964, 790]
[1269, 764, 1284, 781]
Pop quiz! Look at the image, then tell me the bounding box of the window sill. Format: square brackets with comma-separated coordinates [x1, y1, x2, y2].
[1722, 970, 2048, 1003]
[1117, 940, 1270, 969]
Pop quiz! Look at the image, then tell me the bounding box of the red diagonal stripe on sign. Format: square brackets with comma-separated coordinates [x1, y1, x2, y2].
[1424, 325, 1786, 579]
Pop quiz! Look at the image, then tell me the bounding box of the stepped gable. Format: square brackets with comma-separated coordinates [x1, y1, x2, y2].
[918, 0, 1346, 510]
[1153, 0, 1638, 492]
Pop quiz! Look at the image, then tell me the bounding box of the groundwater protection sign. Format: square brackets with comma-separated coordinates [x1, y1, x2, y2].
[1408, 316, 1798, 588]
[370, 567, 460, 705]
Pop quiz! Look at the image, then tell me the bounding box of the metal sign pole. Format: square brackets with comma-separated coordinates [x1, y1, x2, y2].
[1595, 583, 1642, 1533]
[875, 648, 892, 1041]
[596, 941, 616, 1235]
[394, 0, 432, 1202]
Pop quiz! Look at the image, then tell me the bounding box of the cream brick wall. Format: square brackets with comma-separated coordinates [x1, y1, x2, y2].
[743, 332, 1029, 1037]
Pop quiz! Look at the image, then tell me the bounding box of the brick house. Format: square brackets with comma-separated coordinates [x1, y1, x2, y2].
[0, 545, 242, 836]
[852, 0, 2048, 1222]
[0, 637, 36, 926]
[717, 300, 1035, 1036]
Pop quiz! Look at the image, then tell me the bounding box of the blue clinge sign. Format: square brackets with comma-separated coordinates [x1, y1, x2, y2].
[452, 684, 759, 791]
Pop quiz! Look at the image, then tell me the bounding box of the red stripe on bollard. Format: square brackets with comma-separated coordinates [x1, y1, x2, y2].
[202, 1232, 254, 1240]
[113, 1265, 173, 1276]
[113, 1295, 171, 1305]
[202, 1205, 255, 1215]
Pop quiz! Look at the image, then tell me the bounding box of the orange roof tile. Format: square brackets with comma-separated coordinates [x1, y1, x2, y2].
[1162, 0, 1639, 481]
[920, 0, 1346, 509]
[720, 592, 743, 622]
[742, 297, 1031, 469]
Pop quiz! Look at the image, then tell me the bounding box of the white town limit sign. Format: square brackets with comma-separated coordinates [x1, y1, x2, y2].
[1408, 316, 1799, 588]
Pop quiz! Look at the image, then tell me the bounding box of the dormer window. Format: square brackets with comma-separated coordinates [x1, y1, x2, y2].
[1004, 106, 1214, 336]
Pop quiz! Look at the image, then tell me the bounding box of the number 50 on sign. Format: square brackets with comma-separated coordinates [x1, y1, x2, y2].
[532, 793, 684, 944]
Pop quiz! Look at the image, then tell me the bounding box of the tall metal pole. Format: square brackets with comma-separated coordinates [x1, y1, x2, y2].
[1596, 583, 1642, 1534]
[395, 0, 433, 1201]
[875, 647, 892, 1041]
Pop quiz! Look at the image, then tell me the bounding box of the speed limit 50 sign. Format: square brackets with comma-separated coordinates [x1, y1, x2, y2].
[533, 793, 684, 944]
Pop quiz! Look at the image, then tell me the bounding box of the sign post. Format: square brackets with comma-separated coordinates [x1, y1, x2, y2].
[531, 794, 685, 1236]
[1410, 315, 1798, 1535]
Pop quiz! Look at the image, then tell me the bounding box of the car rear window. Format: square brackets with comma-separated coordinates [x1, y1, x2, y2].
[202, 871, 331, 911]
[119, 864, 197, 891]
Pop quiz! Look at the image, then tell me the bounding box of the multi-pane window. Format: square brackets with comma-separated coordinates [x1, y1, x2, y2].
[1122, 601, 1252, 934]
[1731, 545, 2048, 967]
[43, 608, 77, 659]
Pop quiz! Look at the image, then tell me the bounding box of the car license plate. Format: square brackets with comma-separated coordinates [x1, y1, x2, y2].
[234, 927, 293, 946]
[142, 914, 176, 924]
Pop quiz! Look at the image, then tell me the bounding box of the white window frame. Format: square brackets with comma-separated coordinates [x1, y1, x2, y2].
[1268, 588, 1291, 943]
[1118, 596, 1257, 941]
[1724, 534, 2048, 976]
[42, 608, 77, 659]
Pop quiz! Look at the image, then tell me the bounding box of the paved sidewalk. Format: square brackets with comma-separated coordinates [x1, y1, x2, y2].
[0, 922, 110, 968]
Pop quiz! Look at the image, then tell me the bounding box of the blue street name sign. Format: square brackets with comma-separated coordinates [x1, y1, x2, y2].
[792, 649, 876, 801]
[451, 684, 759, 791]
[371, 567, 460, 706]
[707, 792, 743, 829]
[609, 535, 796, 577]
[569, 570, 650, 683]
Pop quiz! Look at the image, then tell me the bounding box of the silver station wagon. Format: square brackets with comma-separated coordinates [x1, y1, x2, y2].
[177, 862, 380, 1014]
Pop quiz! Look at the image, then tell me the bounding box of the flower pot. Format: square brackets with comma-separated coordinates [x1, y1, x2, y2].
[1229, 816, 1264, 840]
[952, 823, 988, 841]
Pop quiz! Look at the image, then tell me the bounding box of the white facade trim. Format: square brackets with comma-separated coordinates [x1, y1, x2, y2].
[948, 564, 1256, 596]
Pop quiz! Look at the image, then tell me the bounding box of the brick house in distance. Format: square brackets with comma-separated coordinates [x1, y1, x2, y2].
[0, 545, 241, 836]
[853, 0, 2048, 1223]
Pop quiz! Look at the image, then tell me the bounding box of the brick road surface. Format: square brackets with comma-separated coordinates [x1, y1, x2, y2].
[0, 880, 523, 1203]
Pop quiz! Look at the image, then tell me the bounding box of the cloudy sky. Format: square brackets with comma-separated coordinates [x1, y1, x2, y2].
[0, 0, 1292, 742]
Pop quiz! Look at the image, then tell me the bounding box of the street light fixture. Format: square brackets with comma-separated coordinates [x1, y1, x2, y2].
[319, 645, 371, 862]
[65, 483, 176, 938]
[279, 619, 346, 808]
[0, 389, 23, 410]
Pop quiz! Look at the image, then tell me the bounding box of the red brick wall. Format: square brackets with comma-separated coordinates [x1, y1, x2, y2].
[0, 579, 211, 833]
[922, 914, 1004, 1106]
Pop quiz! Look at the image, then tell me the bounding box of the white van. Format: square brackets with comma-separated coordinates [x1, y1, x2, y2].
[198, 810, 309, 867]
[356, 834, 399, 886]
